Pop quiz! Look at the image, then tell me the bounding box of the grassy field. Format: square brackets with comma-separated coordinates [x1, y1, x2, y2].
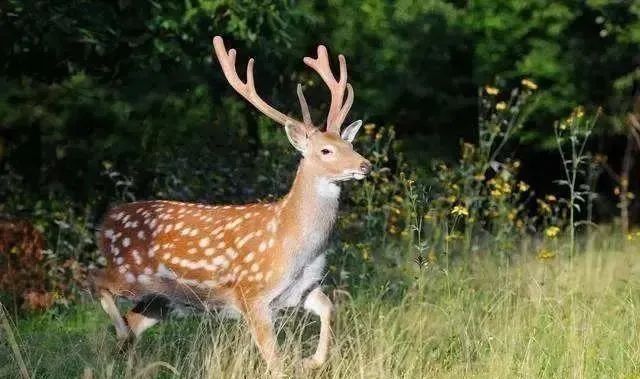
[3, 243, 640, 379]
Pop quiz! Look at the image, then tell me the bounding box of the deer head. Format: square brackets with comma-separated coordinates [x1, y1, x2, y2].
[212, 36, 371, 183]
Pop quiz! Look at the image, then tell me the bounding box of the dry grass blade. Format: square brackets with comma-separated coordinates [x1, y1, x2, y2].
[0, 303, 31, 379]
[132, 361, 179, 379]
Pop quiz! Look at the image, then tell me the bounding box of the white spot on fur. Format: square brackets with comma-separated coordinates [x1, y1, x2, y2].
[148, 245, 159, 257]
[157, 263, 177, 279]
[199, 237, 210, 248]
[225, 248, 238, 259]
[211, 256, 229, 268]
[138, 274, 152, 284]
[132, 250, 142, 265]
[122, 237, 131, 247]
[237, 232, 254, 248]
[243, 252, 255, 263]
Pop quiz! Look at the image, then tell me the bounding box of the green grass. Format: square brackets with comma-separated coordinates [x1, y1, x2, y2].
[3, 246, 640, 378]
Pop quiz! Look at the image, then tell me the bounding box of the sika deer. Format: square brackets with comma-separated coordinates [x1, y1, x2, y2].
[92, 36, 370, 370]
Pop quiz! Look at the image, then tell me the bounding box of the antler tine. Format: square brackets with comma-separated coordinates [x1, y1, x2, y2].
[303, 45, 350, 133]
[332, 83, 354, 130]
[213, 36, 307, 130]
[296, 84, 313, 125]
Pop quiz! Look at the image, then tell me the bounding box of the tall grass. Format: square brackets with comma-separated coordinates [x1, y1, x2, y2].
[2, 235, 640, 378]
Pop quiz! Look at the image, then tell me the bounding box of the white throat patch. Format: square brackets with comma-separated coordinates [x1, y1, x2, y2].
[315, 178, 341, 199]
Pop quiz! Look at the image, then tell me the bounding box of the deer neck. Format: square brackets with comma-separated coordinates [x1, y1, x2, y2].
[278, 158, 340, 257]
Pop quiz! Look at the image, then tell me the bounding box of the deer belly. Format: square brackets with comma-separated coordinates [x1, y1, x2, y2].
[270, 254, 326, 309]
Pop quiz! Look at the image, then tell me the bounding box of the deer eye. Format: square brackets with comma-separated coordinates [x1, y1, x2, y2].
[321, 148, 332, 155]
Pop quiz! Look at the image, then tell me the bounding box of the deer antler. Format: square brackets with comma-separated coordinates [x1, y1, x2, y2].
[303, 46, 354, 133]
[213, 36, 354, 134]
[213, 36, 310, 131]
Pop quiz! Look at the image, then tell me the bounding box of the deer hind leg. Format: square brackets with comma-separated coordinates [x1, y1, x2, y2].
[125, 295, 169, 338]
[243, 301, 281, 372]
[302, 287, 334, 369]
[98, 290, 130, 341]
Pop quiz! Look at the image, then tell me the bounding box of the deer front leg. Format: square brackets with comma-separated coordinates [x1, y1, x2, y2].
[302, 287, 334, 369]
[243, 301, 281, 372]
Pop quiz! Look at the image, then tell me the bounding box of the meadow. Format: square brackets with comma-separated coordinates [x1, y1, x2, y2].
[3, 234, 640, 379]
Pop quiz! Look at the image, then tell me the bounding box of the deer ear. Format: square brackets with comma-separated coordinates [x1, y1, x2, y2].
[285, 122, 309, 153]
[341, 120, 362, 143]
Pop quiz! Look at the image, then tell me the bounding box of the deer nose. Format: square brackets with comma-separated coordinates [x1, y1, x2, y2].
[360, 161, 372, 175]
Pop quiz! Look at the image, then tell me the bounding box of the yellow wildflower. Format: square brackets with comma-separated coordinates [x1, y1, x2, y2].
[518, 181, 529, 192]
[521, 78, 538, 90]
[451, 205, 469, 217]
[485, 86, 499, 95]
[496, 101, 507, 111]
[364, 123, 376, 135]
[537, 248, 555, 261]
[537, 201, 551, 214]
[545, 226, 560, 238]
